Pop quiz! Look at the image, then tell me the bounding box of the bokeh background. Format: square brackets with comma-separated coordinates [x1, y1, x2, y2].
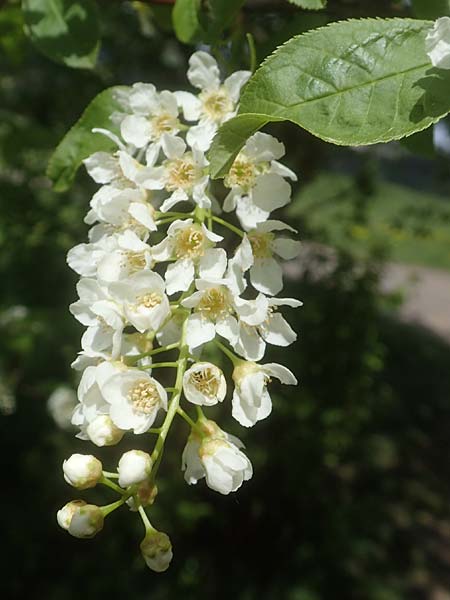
[2, 1, 450, 598]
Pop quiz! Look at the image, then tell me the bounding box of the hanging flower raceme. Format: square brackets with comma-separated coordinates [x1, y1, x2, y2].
[58, 49, 301, 573]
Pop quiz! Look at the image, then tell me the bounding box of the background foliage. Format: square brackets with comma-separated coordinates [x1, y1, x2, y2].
[2, 1, 450, 598]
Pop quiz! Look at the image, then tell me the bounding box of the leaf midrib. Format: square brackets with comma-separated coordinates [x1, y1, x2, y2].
[241, 61, 431, 116]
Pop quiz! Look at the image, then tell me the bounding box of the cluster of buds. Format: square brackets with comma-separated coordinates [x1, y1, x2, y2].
[58, 51, 301, 571]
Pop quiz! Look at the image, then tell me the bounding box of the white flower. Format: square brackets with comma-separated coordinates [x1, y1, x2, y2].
[118, 450, 152, 487]
[136, 135, 210, 212]
[68, 231, 153, 282]
[102, 369, 167, 434]
[72, 360, 125, 434]
[47, 386, 77, 430]
[232, 361, 297, 427]
[234, 296, 303, 361]
[140, 531, 173, 573]
[86, 185, 156, 241]
[69, 278, 124, 359]
[223, 132, 297, 230]
[176, 51, 251, 151]
[63, 454, 103, 490]
[235, 221, 301, 295]
[57, 500, 86, 530]
[86, 415, 124, 447]
[67, 504, 104, 539]
[151, 218, 224, 294]
[182, 421, 253, 495]
[118, 84, 181, 150]
[109, 271, 171, 333]
[183, 362, 226, 406]
[426, 17, 450, 69]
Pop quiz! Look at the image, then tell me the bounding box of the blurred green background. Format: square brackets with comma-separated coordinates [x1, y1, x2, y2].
[2, 1, 450, 599]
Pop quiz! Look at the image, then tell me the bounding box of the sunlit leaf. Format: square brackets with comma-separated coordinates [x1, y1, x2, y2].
[47, 87, 125, 192]
[211, 18, 450, 177]
[22, 0, 100, 69]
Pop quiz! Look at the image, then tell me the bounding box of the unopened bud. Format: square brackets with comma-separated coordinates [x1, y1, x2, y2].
[86, 415, 124, 447]
[68, 504, 104, 539]
[127, 481, 158, 511]
[140, 531, 173, 572]
[63, 454, 102, 490]
[118, 450, 152, 488]
[57, 500, 86, 531]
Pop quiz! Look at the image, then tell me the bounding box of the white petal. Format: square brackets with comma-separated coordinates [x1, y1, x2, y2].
[83, 152, 119, 184]
[186, 314, 216, 350]
[272, 238, 301, 260]
[256, 219, 297, 234]
[250, 258, 283, 296]
[215, 315, 239, 346]
[128, 82, 158, 114]
[174, 91, 202, 121]
[120, 115, 151, 148]
[234, 325, 265, 361]
[187, 51, 220, 90]
[235, 196, 270, 231]
[263, 363, 297, 385]
[199, 249, 227, 280]
[224, 71, 251, 102]
[161, 133, 186, 159]
[244, 132, 285, 162]
[262, 313, 297, 346]
[270, 160, 298, 181]
[251, 173, 291, 212]
[165, 259, 195, 295]
[186, 121, 217, 152]
[129, 202, 157, 231]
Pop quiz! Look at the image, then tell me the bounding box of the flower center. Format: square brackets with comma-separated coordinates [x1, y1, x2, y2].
[200, 87, 233, 122]
[225, 156, 257, 191]
[151, 112, 179, 137]
[174, 225, 205, 258]
[124, 251, 148, 272]
[166, 156, 197, 192]
[197, 287, 230, 321]
[248, 232, 274, 259]
[129, 380, 160, 414]
[190, 367, 220, 398]
[138, 292, 162, 308]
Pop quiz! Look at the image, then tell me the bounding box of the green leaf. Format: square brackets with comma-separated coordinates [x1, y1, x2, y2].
[47, 87, 125, 192]
[22, 0, 100, 69]
[172, 0, 204, 44]
[211, 18, 450, 177]
[208, 114, 283, 178]
[287, 0, 327, 9]
[412, 0, 450, 19]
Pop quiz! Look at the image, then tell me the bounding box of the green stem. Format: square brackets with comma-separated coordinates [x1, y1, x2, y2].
[212, 216, 244, 238]
[100, 475, 123, 495]
[142, 361, 178, 369]
[151, 319, 189, 466]
[246, 32, 257, 73]
[148, 343, 179, 356]
[177, 406, 198, 429]
[101, 498, 125, 517]
[138, 505, 156, 534]
[214, 339, 240, 365]
[102, 471, 119, 479]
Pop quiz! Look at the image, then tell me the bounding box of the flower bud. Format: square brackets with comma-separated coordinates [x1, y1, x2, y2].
[140, 531, 173, 572]
[57, 500, 86, 531]
[118, 450, 152, 488]
[63, 454, 103, 490]
[183, 362, 226, 406]
[68, 504, 104, 539]
[86, 415, 124, 447]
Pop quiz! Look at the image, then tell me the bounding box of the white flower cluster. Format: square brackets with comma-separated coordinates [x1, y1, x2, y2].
[58, 51, 301, 572]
